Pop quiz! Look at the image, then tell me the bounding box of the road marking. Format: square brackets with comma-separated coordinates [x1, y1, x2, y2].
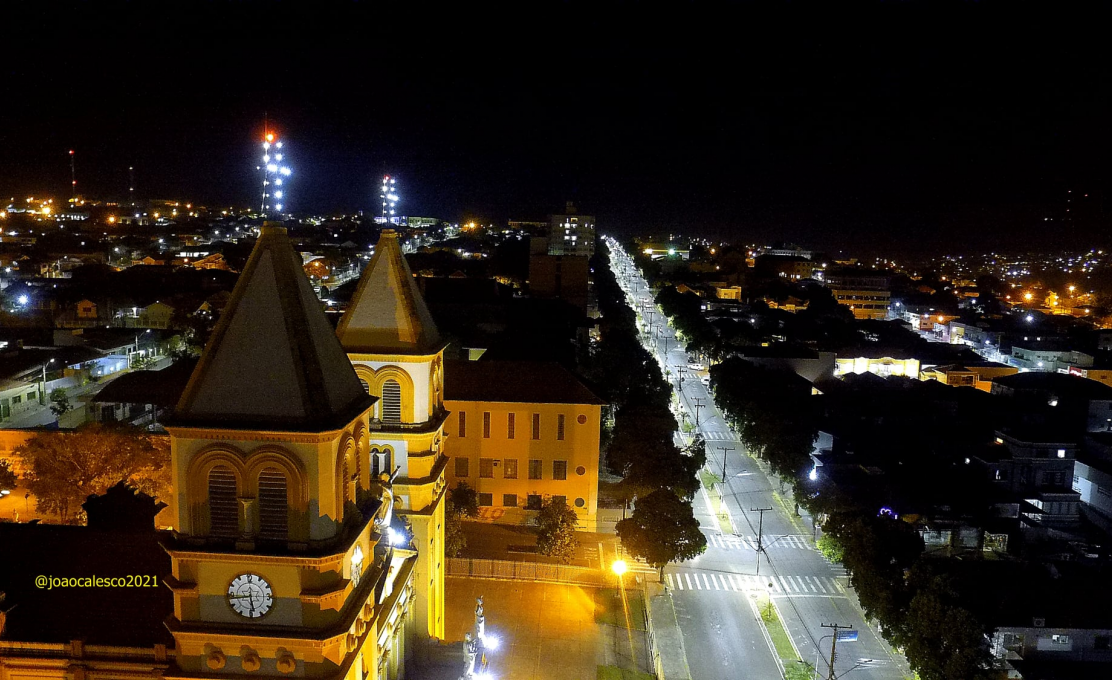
[815, 578, 828, 593]
[666, 574, 674, 589]
[685, 573, 695, 590]
[779, 576, 793, 592]
[701, 574, 711, 590]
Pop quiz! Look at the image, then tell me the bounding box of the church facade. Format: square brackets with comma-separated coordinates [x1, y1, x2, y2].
[0, 226, 443, 680]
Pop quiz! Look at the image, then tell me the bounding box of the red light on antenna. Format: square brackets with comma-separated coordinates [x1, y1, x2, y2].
[266, 133, 275, 142]
[69, 150, 74, 155]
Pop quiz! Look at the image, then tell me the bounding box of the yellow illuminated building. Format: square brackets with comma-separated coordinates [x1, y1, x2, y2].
[834, 356, 920, 378]
[161, 226, 419, 680]
[0, 228, 435, 680]
[335, 229, 448, 642]
[830, 287, 891, 320]
[443, 360, 603, 530]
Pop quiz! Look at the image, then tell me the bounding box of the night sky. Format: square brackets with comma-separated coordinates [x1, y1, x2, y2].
[3, 3, 1109, 254]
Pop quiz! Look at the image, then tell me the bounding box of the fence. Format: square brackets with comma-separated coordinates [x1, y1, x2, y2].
[446, 557, 619, 588]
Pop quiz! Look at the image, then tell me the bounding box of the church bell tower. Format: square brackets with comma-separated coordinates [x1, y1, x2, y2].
[335, 229, 448, 641]
[162, 226, 419, 680]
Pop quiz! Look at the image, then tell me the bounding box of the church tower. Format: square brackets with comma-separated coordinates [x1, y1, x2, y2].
[163, 226, 420, 680]
[336, 229, 448, 641]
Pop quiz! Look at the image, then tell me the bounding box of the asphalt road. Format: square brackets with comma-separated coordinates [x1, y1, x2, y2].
[608, 242, 909, 680]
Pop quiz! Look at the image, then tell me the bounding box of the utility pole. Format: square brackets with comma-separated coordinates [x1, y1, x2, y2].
[692, 397, 705, 427]
[751, 506, 772, 577]
[717, 446, 734, 480]
[820, 623, 852, 680]
[69, 149, 77, 206]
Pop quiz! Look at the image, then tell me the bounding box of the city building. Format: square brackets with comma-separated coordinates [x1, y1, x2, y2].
[753, 254, 815, 281]
[335, 228, 448, 641]
[528, 254, 590, 312]
[824, 268, 891, 320]
[547, 202, 594, 257]
[443, 360, 604, 530]
[920, 362, 1018, 391]
[1010, 341, 1093, 373]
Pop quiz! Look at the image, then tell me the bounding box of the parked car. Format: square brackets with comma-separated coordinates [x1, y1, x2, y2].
[688, 362, 706, 371]
[701, 375, 711, 386]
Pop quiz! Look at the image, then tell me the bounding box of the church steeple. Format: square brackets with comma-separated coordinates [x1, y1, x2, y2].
[336, 228, 442, 354]
[172, 224, 373, 431]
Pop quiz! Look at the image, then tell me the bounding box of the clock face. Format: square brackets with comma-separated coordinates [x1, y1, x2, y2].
[227, 574, 273, 618]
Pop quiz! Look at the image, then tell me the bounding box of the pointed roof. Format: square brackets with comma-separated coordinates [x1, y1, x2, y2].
[171, 225, 374, 431]
[336, 229, 443, 355]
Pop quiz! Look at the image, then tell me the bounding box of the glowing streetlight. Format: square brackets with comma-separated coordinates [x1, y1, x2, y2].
[1024, 292, 1033, 301]
[611, 560, 628, 576]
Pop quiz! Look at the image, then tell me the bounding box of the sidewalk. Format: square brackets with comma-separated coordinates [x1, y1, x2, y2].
[644, 581, 692, 680]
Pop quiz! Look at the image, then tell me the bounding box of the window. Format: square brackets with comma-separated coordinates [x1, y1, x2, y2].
[526, 494, 542, 510]
[457, 411, 466, 437]
[455, 457, 469, 478]
[351, 544, 364, 588]
[370, 448, 392, 479]
[507, 413, 515, 439]
[532, 413, 541, 440]
[557, 414, 565, 440]
[502, 494, 518, 508]
[208, 466, 238, 537]
[503, 459, 518, 479]
[381, 379, 401, 423]
[11, 396, 21, 405]
[529, 459, 542, 480]
[26, 391, 36, 401]
[483, 412, 491, 438]
[257, 468, 289, 540]
[478, 493, 493, 507]
[552, 495, 567, 508]
[480, 458, 494, 478]
[553, 460, 568, 480]
[1051, 634, 1071, 646]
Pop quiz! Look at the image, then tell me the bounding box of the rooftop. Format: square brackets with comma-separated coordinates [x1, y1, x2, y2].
[444, 360, 604, 405]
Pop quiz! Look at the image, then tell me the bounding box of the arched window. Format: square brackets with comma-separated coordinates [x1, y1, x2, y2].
[208, 466, 239, 537]
[257, 467, 289, 540]
[381, 380, 402, 423]
[370, 447, 393, 479]
[359, 378, 370, 394]
[342, 453, 355, 504]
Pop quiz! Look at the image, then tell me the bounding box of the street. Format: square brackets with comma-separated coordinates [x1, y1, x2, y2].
[608, 241, 908, 680]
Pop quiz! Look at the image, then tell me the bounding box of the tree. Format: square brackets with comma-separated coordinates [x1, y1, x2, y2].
[444, 499, 468, 558]
[899, 570, 993, 680]
[450, 482, 479, 518]
[16, 423, 170, 522]
[48, 388, 72, 417]
[616, 489, 707, 581]
[0, 459, 18, 491]
[535, 498, 579, 563]
[444, 483, 479, 558]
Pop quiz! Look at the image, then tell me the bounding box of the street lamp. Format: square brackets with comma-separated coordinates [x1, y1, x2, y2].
[40, 359, 56, 405]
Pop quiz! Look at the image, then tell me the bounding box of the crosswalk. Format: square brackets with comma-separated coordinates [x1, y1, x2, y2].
[707, 533, 814, 551]
[666, 571, 846, 596]
[701, 430, 737, 441]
